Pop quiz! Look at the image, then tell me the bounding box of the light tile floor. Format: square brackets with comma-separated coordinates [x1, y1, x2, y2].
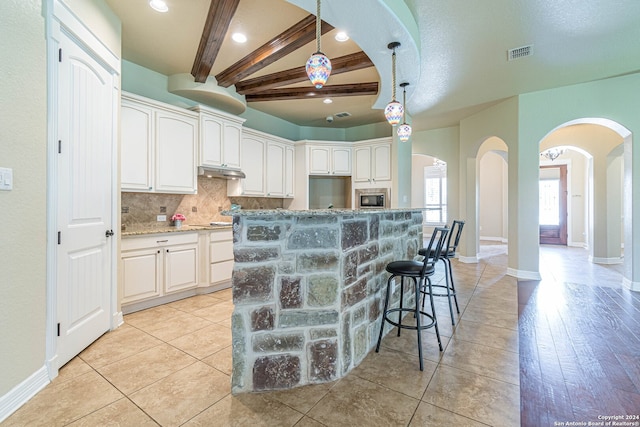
[5, 246, 521, 426]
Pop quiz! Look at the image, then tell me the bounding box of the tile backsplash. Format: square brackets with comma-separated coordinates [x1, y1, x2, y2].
[121, 176, 284, 230]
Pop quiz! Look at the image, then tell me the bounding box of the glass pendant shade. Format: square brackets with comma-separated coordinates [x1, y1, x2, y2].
[307, 0, 331, 88]
[384, 100, 403, 126]
[397, 123, 412, 142]
[306, 52, 332, 89]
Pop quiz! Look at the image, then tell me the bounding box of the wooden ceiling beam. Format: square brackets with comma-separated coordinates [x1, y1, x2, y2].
[235, 51, 374, 95]
[191, 0, 241, 83]
[215, 15, 334, 88]
[245, 82, 378, 102]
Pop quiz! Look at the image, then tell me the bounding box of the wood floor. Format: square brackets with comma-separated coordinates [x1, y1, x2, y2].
[518, 245, 640, 426]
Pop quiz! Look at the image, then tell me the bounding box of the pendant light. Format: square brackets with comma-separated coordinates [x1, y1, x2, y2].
[306, 0, 332, 89]
[384, 42, 403, 126]
[397, 82, 412, 142]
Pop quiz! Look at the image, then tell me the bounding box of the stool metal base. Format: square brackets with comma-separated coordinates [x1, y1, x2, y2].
[376, 275, 443, 371]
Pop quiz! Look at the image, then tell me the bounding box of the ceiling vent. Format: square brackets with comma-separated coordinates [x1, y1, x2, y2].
[507, 45, 533, 61]
[335, 112, 351, 118]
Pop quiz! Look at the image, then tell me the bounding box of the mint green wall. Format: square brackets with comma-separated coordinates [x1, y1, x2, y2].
[0, 0, 47, 398]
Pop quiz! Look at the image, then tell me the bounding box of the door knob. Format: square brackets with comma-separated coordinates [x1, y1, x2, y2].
[105, 229, 114, 237]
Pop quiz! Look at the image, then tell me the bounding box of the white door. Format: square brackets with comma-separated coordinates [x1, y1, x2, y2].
[56, 30, 115, 367]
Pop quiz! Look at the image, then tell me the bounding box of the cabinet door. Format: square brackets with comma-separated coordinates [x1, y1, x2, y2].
[266, 142, 285, 197]
[200, 115, 223, 167]
[121, 248, 161, 304]
[241, 135, 266, 195]
[121, 100, 154, 191]
[284, 145, 295, 198]
[353, 146, 372, 182]
[155, 110, 198, 193]
[222, 122, 241, 169]
[164, 243, 198, 293]
[332, 148, 352, 175]
[309, 146, 331, 174]
[372, 144, 392, 182]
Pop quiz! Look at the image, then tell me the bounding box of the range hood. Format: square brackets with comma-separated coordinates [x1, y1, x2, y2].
[198, 166, 246, 179]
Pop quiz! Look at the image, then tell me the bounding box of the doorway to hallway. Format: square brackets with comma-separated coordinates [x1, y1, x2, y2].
[539, 165, 567, 245]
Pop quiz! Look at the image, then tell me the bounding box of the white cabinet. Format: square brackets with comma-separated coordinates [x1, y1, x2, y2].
[239, 134, 266, 196]
[121, 99, 153, 191]
[209, 229, 234, 285]
[284, 145, 295, 198]
[192, 105, 245, 170]
[155, 109, 198, 193]
[309, 145, 351, 175]
[229, 129, 294, 198]
[121, 92, 198, 194]
[353, 140, 391, 183]
[121, 232, 199, 307]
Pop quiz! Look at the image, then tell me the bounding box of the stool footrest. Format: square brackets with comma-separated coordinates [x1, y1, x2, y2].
[382, 307, 436, 330]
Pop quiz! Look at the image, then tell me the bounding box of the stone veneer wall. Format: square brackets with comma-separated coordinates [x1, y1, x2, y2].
[230, 209, 423, 393]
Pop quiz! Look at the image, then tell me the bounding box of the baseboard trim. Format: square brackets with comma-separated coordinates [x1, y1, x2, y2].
[113, 311, 124, 329]
[588, 256, 623, 265]
[458, 255, 478, 264]
[507, 268, 541, 280]
[623, 277, 640, 292]
[0, 365, 49, 423]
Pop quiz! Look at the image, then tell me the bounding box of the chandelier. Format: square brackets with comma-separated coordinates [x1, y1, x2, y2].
[540, 147, 565, 161]
[397, 82, 412, 142]
[384, 42, 403, 125]
[306, 0, 331, 89]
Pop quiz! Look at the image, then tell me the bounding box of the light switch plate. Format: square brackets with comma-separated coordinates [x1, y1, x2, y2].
[0, 167, 13, 191]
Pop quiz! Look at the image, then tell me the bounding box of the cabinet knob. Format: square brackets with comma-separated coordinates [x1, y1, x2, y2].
[166, 249, 169, 253]
[157, 250, 160, 254]
[149, 186, 153, 190]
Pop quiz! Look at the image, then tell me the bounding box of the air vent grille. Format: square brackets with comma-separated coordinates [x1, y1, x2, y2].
[335, 112, 351, 118]
[508, 45, 533, 61]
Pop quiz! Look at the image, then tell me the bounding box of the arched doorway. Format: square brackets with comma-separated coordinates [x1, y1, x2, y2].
[539, 122, 625, 267]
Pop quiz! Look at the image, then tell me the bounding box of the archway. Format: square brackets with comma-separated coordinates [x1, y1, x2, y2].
[538, 119, 629, 281]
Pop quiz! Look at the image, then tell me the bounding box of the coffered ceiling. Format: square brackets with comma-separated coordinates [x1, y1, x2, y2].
[105, 0, 640, 131]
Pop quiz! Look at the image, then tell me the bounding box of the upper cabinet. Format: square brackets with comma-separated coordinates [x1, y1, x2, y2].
[121, 92, 197, 194]
[308, 145, 351, 175]
[353, 139, 392, 184]
[228, 128, 294, 198]
[191, 105, 245, 170]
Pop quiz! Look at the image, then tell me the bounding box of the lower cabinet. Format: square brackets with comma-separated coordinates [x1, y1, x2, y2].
[121, 228, 234, 313]
[121, 232, 199, 309]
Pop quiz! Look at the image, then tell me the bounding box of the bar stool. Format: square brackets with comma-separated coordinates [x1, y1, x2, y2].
[375, 227, 449, 371]
[419, 220, 465, 325]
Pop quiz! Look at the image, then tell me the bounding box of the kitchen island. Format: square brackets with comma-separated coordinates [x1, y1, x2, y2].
[224, 208, 423, 393]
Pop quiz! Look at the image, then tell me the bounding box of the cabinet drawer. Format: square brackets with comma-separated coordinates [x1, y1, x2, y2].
[210, 229, 233, 242]
[210, 240, 234, 263]
[122, 232, 198, 251]
[210, 260, 234, 284]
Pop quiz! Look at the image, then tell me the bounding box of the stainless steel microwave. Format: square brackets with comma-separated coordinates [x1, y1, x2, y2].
[359, 193, 386, 209]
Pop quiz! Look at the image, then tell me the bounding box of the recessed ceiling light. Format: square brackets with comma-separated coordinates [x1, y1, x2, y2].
[232, 33, 247, 43]
[323, 98, 333, 104]
[149, 0, 168, 13]
[335, 31, 349, 42]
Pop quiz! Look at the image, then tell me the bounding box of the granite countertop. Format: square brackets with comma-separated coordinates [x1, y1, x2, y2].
[121, 224, 232, 237]
[221, 208, 423, 217]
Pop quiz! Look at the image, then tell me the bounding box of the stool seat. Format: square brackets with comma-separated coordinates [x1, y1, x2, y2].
[386, 260, 435, 277]
[376, 226, 449, 371]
